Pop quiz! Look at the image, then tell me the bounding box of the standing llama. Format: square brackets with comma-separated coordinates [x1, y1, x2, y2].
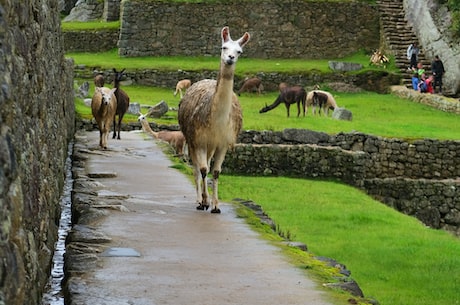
[91, 87, 117, 149]
[237, 77, 263, 96]
[306, 89, 338, 116]
[259, 85, 306, 117]
[112, 68, 130, 140]
[178, 26, 250, 213]
[94, 73, 105, 87]
[173, 79, 192, 98]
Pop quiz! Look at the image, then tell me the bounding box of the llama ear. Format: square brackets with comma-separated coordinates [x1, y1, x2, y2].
[237, 32, 250, 47]
[221, 26, 230, 43]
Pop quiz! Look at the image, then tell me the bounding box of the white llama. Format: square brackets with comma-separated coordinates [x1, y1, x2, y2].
[178, 27, 250, 213]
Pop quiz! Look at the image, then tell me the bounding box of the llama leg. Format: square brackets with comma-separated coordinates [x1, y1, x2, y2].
[193, 150, 210, 210]
[99, 130, 103, 148]
[193, 166, 207, 210]
[112, 116, 117, 139]
[117, 116, 122, 140]
[209, 149, 226, 213]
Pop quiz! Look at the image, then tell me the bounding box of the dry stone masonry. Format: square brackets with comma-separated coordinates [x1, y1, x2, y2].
[0, 0, 75, 304]
[224, 129, 460, 235]
[117, 0, 380, 59]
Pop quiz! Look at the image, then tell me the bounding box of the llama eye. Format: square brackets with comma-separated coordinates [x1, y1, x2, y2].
[222, 47, 227, 51]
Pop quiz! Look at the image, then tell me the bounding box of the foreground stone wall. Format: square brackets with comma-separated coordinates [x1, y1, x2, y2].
[0, 1, 75, 304]
[118, 0, 380, 59]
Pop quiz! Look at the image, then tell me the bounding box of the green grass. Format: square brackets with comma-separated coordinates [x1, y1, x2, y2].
[61, 21, 120, 31]
[218, 176, 460, 305]
[76, 82, 460, 140]
[66, 49, 398, 74]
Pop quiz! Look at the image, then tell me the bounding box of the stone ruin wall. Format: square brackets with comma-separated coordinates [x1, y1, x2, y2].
[222, 129, 460, 235]
[116, 0, 380, 59]
[0, 0, 75, 304]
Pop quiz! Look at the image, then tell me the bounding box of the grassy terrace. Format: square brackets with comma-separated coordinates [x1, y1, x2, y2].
[67, 34, 460, 305]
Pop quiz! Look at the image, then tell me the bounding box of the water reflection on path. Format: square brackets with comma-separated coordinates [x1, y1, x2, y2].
[42, 142, 74, 305]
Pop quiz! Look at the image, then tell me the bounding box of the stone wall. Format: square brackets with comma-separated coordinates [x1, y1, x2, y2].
[223, 129, 460, 235]
[73, 66, 401, 94]
[235, 129, 460, 179]
[0, 0, 75, 304]
[118, 0, 380, 59]
[63, 30, 120, 53]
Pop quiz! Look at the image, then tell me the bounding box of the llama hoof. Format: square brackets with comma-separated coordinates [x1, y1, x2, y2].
[196, 204, 209, 211]
[210, 208, 221, 214]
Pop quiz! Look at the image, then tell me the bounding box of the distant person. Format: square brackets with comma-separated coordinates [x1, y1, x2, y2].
[425, 74, 434, 94]
[410, 62, 425, 91]
[407, 42, 420, 69]
[431, 55, 445, 94]
[418, 73, 427, 93]
[411, 67, 419, 90]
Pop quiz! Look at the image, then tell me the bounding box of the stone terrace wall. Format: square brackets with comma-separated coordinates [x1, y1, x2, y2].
[236, 129, 460, 179]
[223, 129, 460, 235]
[74, 67, 401, 94]
[118, 0, 380, 59]
[63, 29, 120, 52]
[0, 0, 75, 304]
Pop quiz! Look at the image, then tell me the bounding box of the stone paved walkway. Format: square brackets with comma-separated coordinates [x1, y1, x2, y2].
[66, 130, 336, 305]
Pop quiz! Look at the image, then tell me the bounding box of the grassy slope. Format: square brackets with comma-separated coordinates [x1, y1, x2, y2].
[218, 176, 460, 305]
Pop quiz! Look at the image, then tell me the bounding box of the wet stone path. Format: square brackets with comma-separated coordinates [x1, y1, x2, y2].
[64, 130, 335, 305]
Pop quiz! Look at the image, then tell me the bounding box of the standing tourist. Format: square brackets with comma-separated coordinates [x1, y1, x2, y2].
[431, 55, 445, 94]
[407, 42, 420, 69]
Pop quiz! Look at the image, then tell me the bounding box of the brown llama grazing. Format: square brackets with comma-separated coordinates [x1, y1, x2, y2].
[91, 87, 117, 149]
[237, 77, 263, 96]
[137, 112, 186, 156]
[112, 68, 130, 140]
[94, 74, 105, 87]
[259, 85, 306, 117]
[306, 89, 338, 116]
[178, 26, 250, 213]
[173, 79, 192, 98]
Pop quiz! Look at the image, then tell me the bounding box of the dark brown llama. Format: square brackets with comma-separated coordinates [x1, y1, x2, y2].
[259, 85, 306, 117]
[112, 68, 130, 140]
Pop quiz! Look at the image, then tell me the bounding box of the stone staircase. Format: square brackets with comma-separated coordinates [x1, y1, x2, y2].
[376, 0, 430, 88]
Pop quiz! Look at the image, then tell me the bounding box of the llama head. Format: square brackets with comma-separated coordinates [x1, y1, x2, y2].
[220, 26, 250, 66]
[96, 87, 117, 105]
[137, 112, 147, 122]
[113, 68, 126, 85]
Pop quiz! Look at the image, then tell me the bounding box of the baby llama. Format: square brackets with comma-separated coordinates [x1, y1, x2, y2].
[173, 79, 192, 98]
[137, 112, 186, 157]
[178, 26, 250, 213]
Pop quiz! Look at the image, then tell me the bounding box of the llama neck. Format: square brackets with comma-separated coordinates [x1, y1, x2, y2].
[140, 120, 159, 138]
[98, 102, 110, 117]
[212, 61, 235, 117]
